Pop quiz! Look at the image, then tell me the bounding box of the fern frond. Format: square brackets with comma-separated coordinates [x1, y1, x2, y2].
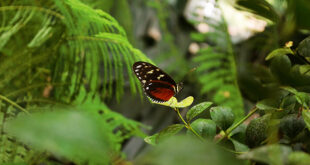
[0, 0, 151, 104]
[191, 6, 244, 120]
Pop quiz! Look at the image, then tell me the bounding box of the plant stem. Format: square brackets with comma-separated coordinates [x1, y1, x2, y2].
[216, 107, 258, 144]
[0, 95, 29, 114]
[174, 108, 204, 141]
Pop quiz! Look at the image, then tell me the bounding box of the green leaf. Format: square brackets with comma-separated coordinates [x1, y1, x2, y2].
[144, 133, 159, 146]
[288, 151, 310, 165]
[187, 119, 216, 139]
[265, 48, 294, 61]
[297, 36, 310, 58]
[156, 124, 185, 143]
[302, 110, 310, 132]
[256, 98, 280, 111]
[5, 111, 117, 164]
[299, 65, 310, 76]
[235, 0, 279, 22]
[210, 106, 235, 130]
[282, 86, 310, 108]
[238, 144, 292, 165]
[230, 139, 249, 152]
[186, 102, 213, 121]
[136, 135, 246, 165]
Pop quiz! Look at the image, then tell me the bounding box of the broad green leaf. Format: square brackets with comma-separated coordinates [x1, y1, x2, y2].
[288, 151, 310, 165]
[156, 124, 185, 143]
[265, 48, 294, 61]
[5, 111, 117, 164]
[187, 119, 216, 139]
[136, 136, 246, 165]
[210, 106, 235, 130]
[238, 144, 292, 165]
[186, 102, 213, 121]
[302, 110, 310, 132]
[230, 139, 249, 152]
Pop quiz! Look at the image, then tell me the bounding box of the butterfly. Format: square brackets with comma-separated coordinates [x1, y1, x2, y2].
[132, 61, 184, 103]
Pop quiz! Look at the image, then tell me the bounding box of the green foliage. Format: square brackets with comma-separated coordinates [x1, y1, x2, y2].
[235, 0, 279, 22]
[144, 124, 184, 145]
[210, 106, 235, 131]
[239, 144, 292, 165]
[186, 101, 212, 121]
[191, 14, 244, 120]
[5, 110, 116, 164]
[0, 0, 151, 104]
[187, 119, 216, 140]
[136, 136, 246, 165]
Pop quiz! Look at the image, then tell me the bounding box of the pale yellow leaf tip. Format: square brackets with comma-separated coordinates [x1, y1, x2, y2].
[152, 96, 194, 108]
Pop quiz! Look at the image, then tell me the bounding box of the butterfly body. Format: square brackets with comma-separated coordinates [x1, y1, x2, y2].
[133, 61, 181, 103]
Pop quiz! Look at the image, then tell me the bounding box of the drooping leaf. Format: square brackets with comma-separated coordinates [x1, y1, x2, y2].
[186, 102, 213, 121]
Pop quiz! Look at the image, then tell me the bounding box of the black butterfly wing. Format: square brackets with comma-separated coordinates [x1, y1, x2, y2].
[132, 61, 177, 102]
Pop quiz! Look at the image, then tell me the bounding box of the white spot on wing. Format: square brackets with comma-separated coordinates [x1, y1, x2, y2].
[146, 87, 149, 90]
[157, 74, 165, 80]
[136, 65, 142, 68]
[142, 80, 146, 83]
[138, 77, 141, 79]
[147, 70, 154, 74]
[135, 69, 139, 72]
